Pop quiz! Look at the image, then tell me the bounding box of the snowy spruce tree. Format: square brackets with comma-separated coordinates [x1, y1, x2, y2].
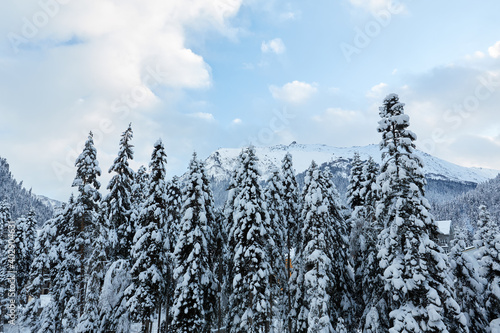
[131, 164, 149, 212]
[20, 206, 62, 331]
[474, 205, 500, 324]
[15, 209, 37, 304]
[37, 196, 79, 333]
[264, 169, 287, 330]
[0, 201, 11, 324]
[40, 132, 102, 332]
[222, 152, 246, 322]
[347, 152, 364, 211]
[126, 139, 169, 333]
[348, 156, 385, 331]
[347, 152, 366, 323]
[171, 154, 217, 333]
[226, 146, 273, 333]
[71, 131, 102, 315]
[449, 227, 488, 331]
[76, 211, 110, 333]
[163, 175, 182, 330]
[280, 151, 300, 333]
[104, 123, 135, 260]
[375, 94, 467, 332]
[291, 161, 353, 333]
[165, 175, 182, 254]
[356, 157, 388, 333]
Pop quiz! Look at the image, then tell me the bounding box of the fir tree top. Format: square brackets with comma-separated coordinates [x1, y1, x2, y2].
[72, 131, 101, 193]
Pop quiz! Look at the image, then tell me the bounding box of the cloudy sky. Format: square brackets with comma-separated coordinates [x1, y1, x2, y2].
[1, 0, 500, 201]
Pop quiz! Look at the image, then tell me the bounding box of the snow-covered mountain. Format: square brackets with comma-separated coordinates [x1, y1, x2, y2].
[204, 142, 500, 185]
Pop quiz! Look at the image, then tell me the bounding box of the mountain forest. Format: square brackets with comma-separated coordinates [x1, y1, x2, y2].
[1, 94, 499, 332]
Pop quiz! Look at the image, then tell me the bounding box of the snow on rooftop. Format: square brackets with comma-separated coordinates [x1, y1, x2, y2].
[436, 220, 451, 235]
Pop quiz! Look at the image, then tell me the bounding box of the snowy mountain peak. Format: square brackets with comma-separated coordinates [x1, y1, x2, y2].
[204, 143, 500, 184]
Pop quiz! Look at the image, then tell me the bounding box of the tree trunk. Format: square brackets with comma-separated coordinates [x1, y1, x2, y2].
[144, 319, 151, 333]
[79, 216, 85, 316]
[218, 253, 223, 333]
[287, 244, 292, 333]
[157, 303, 162, 333]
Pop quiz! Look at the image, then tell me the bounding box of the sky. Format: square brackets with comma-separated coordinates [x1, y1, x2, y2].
[1, 0, 500, 201]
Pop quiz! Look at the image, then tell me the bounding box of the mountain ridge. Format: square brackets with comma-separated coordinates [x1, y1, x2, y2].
[204, 143, 500, 184]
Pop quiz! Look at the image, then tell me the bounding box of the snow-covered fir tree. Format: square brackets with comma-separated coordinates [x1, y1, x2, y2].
[71, 131, 102, 316]
[166, 176, 182, 250]
[264, 169, 287, 330]
[281, 151, 300, 333]
[321, 168, 354, 329]
[0, 201, 11, 240]
[449, 227, 489, 331]
[126, 139, 168, 333]
[474, 205, 500, 324]
[0, 201, 11, 324]
[226, 146, 273, 333]
[291, 161, 353, 333]
[15, 209, 37, 304]
[347, 154, 366, 324]
[163, 175, 182, 330]
[375, 94, 467, 332]
[213, 207, 226, 332]
[359, 157, 379, 212]
[38, 196, 79, 333]
[347, 152, 364, 211]
[299, 161, 335, 333]
[171, 154, 217, 333]
[104, 123, 135, 260]
[131, 164, 149, 212]
[76, 269, 102, 333]
[76, 211, 110, 333]
[222, 152, 246, 324]
[20, 206, 62, 331]
[39, 133, 102, 332]
[348, 157, 385, 332]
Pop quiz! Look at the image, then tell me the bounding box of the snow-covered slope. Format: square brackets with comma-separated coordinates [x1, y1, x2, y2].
[204, 143, 500, 184]
[34, 194, 63, 210]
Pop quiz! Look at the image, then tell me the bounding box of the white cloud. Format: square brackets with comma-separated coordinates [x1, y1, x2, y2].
[395, 64, 500, 170]
[313, 108, 360, 122]
[232, 118, 242, 124]
[269, 80, 317, 104]
[280, 11, 298, 20]
[190, 112, 215, 121]
[366, 82, 388, 98]
[488, 41, 500, 58]
[465, 51, 486, 60]
[261, 38, 286, 54]
[349, 0, 405, 14]
[0, 0, 242, 200]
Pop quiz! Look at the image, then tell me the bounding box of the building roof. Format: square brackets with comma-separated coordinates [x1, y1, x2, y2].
[436, 220, 452, 235]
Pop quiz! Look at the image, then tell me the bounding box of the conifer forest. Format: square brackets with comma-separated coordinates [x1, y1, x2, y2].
[1, 94, 500, 332]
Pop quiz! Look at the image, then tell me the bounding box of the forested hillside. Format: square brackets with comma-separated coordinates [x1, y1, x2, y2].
[433, 174, 500, 230]
[0, 157, 53, 224]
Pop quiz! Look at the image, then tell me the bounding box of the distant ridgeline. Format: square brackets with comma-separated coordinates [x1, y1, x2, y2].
[0, 157, 53, 224]
[207, 158, 479, 212]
